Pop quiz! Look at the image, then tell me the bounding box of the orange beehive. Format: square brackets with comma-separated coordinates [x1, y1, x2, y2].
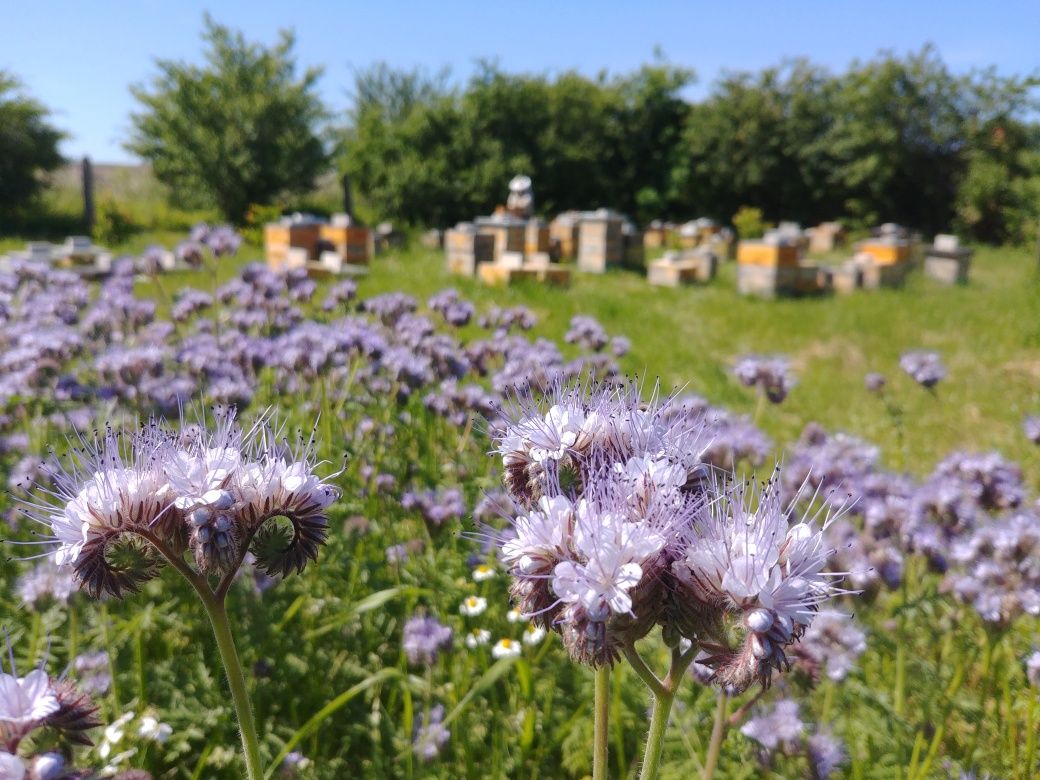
[736, 241, 800, 267]
[319, 225, 373, 264]
[856, 241, 911, 265]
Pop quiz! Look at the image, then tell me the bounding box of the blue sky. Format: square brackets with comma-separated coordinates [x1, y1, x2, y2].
[4, 1, 1038, 163]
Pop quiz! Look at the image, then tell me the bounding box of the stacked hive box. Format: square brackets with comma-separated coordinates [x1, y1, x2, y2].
[860, 261, 908, 289]
[445, 225, 495, 276]
[647, 249, 717, 287]
[319, 224, 373, 265]
[265, 220, 322, 272]
[806, 221, 846, 253]
[577, 210, 624, 273]
[643, 222, 671, 249]
[525, 219, 550, 256]
[550, 212, 580, 260]
[420, 229, 443, 249]
[830, 263, 863, 295]
[736, 238, 802, 298]
[476, 216, 526, 263]
[855, 237, 912, 265]
[924, 234, 972, 285]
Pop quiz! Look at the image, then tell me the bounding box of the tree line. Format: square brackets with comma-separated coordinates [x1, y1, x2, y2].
[3, 16, 1039, 243]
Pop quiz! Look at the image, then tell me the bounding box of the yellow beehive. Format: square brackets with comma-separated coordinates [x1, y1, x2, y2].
[737, 241, 800, 267]
[319, 225, 373, 265]
[265, 222, 323, 269]
[856, 241, 911, 265]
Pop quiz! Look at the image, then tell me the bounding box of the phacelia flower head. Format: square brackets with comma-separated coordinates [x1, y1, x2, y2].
[403, 615, 453, 666]
[671, 472, 849, 693]
[16, 407, 339, 596]
[0, 648, 101, 755]
[900, 350, 946, 388]
[1023, 415, 1040, 445]
[734, 355, 795, 404]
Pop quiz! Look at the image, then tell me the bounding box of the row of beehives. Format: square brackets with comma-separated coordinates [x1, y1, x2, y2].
[0, 236, 116, 278]
[443, 209, 651, 286]
[263, 214, 374, 277]
[648, 223, 972, 297]
[644, 218, 848, 254]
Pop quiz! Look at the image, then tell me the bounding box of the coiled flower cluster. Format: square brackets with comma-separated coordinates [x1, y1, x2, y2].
[17, 407, 339, 598]
[490, 379, 847, 692]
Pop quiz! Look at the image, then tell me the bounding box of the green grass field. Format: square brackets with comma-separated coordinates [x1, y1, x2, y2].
[4, 229, 1039, 778]
[142, 240, 1040, 480]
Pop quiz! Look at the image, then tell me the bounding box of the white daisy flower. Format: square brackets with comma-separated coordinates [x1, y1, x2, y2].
[459, 595, 487, 617]
[491, 638, 522, 659]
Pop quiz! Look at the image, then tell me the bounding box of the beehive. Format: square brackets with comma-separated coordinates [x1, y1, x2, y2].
[859, 261, 908, 289]
[444, 228, 495, 276]
[643, 225, 668, 249]
[737, 240, 801, 267]
[792, 263, 826, 295]
[319, 225, 373, 265]
[525, 220, 550, 256]
[623, 231, 645, 269]
[855, 240, 911, 265]
[577, 211, 624, 273]
[924, 255, 970, 285]
[550, 213, 580, 260]
[265, 222, 322, 269]
[736, 265, 800, 298]
[806, 222, 846, 254]
[477, 262, 571, 287]
[924, 236, 971, 284]
[830, 263, 863, 295]
[476, 216, 526, 262]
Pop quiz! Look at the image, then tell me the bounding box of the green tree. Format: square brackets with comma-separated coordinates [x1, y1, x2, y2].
[0, 71, 64, 217]
[127, 16, 329, 223]
[674, 60, 836, 225]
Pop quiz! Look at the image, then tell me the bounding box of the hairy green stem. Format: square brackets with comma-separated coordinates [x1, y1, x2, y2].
[593, 665, 610, 780]
[197, 588, 264, 780]
[629, 641, 698, 780]
[146, 533, 264, 780]
[639, 686, 675, 780]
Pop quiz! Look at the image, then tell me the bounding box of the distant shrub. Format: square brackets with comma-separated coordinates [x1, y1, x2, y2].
[242, 203, 284, 246]
[93, 199, 138, 246]
[732, 205, 770, 239]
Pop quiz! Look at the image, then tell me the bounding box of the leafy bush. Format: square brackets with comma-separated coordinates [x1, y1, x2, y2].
[732, 205, 770, 239]
[92, 198, 139, 245]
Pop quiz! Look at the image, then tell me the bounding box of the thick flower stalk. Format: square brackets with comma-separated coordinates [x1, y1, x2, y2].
[488, 378, 852, 779]
[16, 406, 340, 780]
